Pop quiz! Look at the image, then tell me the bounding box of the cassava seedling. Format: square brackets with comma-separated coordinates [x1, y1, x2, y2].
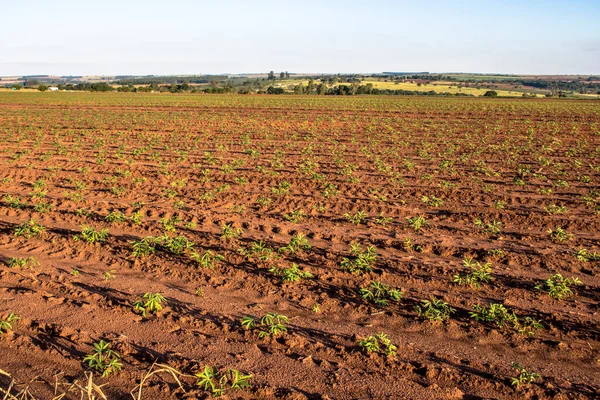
[133, 293, 167, 318]
[0, 313, 20, 334]
[195, 366, 252, 397]
[357, 333, 397, 356]
[241, 312, 288, 338]
[83, 340, 123, 377]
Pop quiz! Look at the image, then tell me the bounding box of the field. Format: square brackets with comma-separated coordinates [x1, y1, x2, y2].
[361, 79, 535, 97]
[0, 92, 599, 399]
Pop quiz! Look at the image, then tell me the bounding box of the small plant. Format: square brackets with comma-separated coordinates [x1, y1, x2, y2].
[544, 204, 567, 214]
[195, 366, 252, 397]
[156, 234, 195, 255]
[161, 215, 181, 232]
[7, 257, 39, 268]
[474, 218, 502, 235]
[0, 313, 20, 334]
[133, 293, 167, 317]
[279, 232, 311, 254]
[129, 210, 144, 225]
[131, 236, 156, 257]
[493, 200, 507, 210]
[469, 303, 543, 336]
[344, 210, 367, 225]
[575, 248, 600, 262]
[547, 227, 573, 243]
[105, 210, 127, 223]
[4, 195, 26, 209]
[241, 312, 288, 338]
[221, 223, 242, 241]
[76, 226, 109, 244]
[269, 263, 313, 283]
[535, 274, 581, 299]
[407, 215, 427, 231]
[357, 333, 397, 356]
[416, 297, 455, 322]
[510, 362, 541, 388]
[340, 243, 377, 274]
[14, 219, 45, 239]
[103, 269, 116, 280]
[375, 213, 393, 226]
[359, 281, 403, 307]
[283, 209, 306, 223]
[452, 257, 493, 289]
[240, 240, 278, 262]
[271, 181, 291, 196]
[421, 195, 444, 207]
[33, 200, 53, 213]
[190, 250, 225, 269]
[83, 340, 123, 377]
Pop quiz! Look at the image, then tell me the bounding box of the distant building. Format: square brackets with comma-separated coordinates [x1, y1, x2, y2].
[48, 86, 59, 91]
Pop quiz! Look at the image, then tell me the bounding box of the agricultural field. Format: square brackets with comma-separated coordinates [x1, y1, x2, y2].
[0, 92, 599, 399]
[361, 79, 533, 97]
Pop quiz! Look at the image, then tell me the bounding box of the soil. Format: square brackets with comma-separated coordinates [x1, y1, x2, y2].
[0, 94, 598, 399]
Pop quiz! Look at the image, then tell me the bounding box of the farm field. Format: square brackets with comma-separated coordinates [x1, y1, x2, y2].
[0, 92, 599, 399]
[361, 79, 534, 97]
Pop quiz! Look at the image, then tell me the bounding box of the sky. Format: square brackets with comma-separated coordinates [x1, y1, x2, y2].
[1, 0, 599, 76]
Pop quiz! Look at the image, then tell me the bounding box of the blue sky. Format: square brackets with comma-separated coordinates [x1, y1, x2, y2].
[1, 0, 599, 75]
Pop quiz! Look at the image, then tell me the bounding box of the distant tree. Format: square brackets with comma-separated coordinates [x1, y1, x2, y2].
[280, 72, 285, 79]
[267, 86, 285, 94]
[12, 84, 22, 90]
[268, 71, 275, 80]
[483, 90, 498, 97]
[38, 85, 48, 92]
[316, 83, 327, 95]
[285, 71, 290, 79]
